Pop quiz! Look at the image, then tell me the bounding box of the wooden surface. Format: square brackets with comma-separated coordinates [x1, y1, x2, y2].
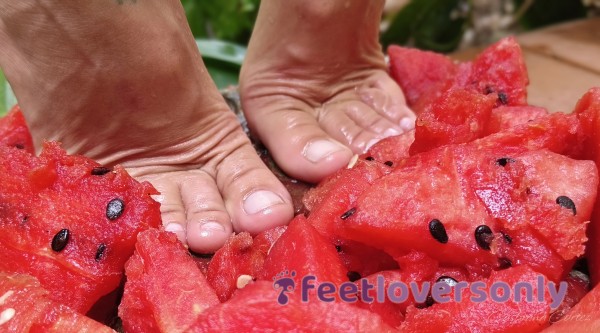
[454, 18, 600, 113]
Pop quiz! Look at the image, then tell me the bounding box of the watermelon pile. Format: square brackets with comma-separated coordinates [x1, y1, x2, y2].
[1, 37, 600, 332]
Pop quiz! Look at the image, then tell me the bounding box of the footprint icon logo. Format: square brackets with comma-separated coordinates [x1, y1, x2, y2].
[273, 270, 297, 305]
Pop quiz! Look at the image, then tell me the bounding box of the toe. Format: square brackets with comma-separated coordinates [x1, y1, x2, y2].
[180, 170, 233, 253]
[212, 139, 294, 234]
[141, 174, 188, 243]
[318, 98, 405, 153]
[246, 107, 354, 183]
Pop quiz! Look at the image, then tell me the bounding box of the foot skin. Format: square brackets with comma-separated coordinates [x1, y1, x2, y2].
[240, 0, 416, 184]
[0, 0, 293, 253]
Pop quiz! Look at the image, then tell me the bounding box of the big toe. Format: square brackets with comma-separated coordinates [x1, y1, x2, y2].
[210, 135, 294, 235]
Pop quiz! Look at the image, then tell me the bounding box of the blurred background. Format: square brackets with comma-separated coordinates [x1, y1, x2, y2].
[0, 0, 599, 115]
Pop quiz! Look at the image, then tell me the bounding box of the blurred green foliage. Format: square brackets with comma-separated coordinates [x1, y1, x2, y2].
[181, 0, 260, 45]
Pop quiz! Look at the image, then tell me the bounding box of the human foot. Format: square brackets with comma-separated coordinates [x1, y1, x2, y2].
[0, 0, 293, 253]
[240, 0, 415, 184]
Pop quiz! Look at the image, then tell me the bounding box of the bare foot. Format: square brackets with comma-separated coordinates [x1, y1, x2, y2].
[240, 0, 415, 184]
[0, 0, 293, 253]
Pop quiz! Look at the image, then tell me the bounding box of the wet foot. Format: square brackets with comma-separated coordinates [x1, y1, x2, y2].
[0, 0, 293, 253]
[240, 0, 416, 183]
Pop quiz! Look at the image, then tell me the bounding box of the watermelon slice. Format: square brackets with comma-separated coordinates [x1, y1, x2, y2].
[0, 142, 161, 313]
[187, 281, 399, 332]
[119, 228, 219, 333]
[0, 105, 34, 153]
[0, 273, 115, 332]
[483, 105, 549, 135]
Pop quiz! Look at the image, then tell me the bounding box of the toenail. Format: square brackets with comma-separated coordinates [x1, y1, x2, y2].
[365, 138, 380, 151]
[383, 127, 402, 138]
[400, 117, 415, 131]
[243, 190, 285, 215]
[303, 140, 347, 163]
[199, 222, 225, 238]
[164, 223, 186, 243]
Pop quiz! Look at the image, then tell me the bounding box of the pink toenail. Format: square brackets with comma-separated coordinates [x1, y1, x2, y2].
[199, 222, 225, 238]
[303, 140, 347, 163]
[164, 223, 185, 242]
[243, 190, 284, 215]
[400, 117, 415, 131]
[383, 127, 402, 138]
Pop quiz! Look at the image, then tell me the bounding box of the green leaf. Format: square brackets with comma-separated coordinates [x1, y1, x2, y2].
[381, 0, 435, 47]
[196, 39, 246, 89]
[515, 0, 586, 30]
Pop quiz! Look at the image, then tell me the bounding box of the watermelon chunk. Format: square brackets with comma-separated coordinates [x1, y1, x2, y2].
[0, 105, 34, 153]
[119, 228, 219, 333]
[484, 105, 549, 135]
[342, 144, 596, 281]
[387, 45, 456, 112]
[361, 129, 415, 165]
[187, 281, 399, 332]
[259, 215, 348, 289]
[0, 142, 161, 313]
[206, 226, 286, 302]
[542, 279, 600, 332]
[0, 273, 115, 332]
[573, 87, 600, 286]
[400, 265, 551, 333]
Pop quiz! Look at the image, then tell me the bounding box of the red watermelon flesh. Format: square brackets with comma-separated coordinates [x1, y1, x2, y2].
[0, 273, 115, 333]
[542, 278, 600, 332]
[0, 105, 34, 153]
[206, 226, 286, 302]
[355, 270, 407, 328]
[484, 105, 549, 135]
[400, 265, 551, 333]
[549, 270, 589, 324]
[361, 129, 415, 165]
[259, 215, 348, 293]
[0, 142, 161, 313]
[573, 87, 600, 286]
[387, 45, 456, 112]
[342, 144, 595, 280]
[187, 281, 399, 333]
[460, 36, 529, 107]
[304, 158, 388, 239]
[409, 88, 497, 154]
[119, 228, 219, 333]
[388, 36, 528, 115]
[336, 239, 399, 279]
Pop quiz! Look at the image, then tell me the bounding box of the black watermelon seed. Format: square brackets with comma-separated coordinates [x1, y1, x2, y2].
[22, 215, 29, 223]
[365, 156, 375, 161]
[91, 167, 112, 176]
[556, 196, 577, 215]
[335, 245, 342, 252]
[95, 244, 107, 261]
[436, 276, 458, 287]
[347, 271, 362, 282]
[14, 144, 24, 150]
[106, 198, 125, 220]
[415, 295, 435, 309]
[384, 161, 394, 167]
[498, 258, 512, 270]
[340, 208, 356, 220]
[501, 232, 512, 244]
[484, 86, 495, 95]
[51, 229, 70, 252]
[475, 225, 493, 250]
[429, 219, 448, 244]
[496, 157, 516, 167]
[498, 91, 509, 105]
